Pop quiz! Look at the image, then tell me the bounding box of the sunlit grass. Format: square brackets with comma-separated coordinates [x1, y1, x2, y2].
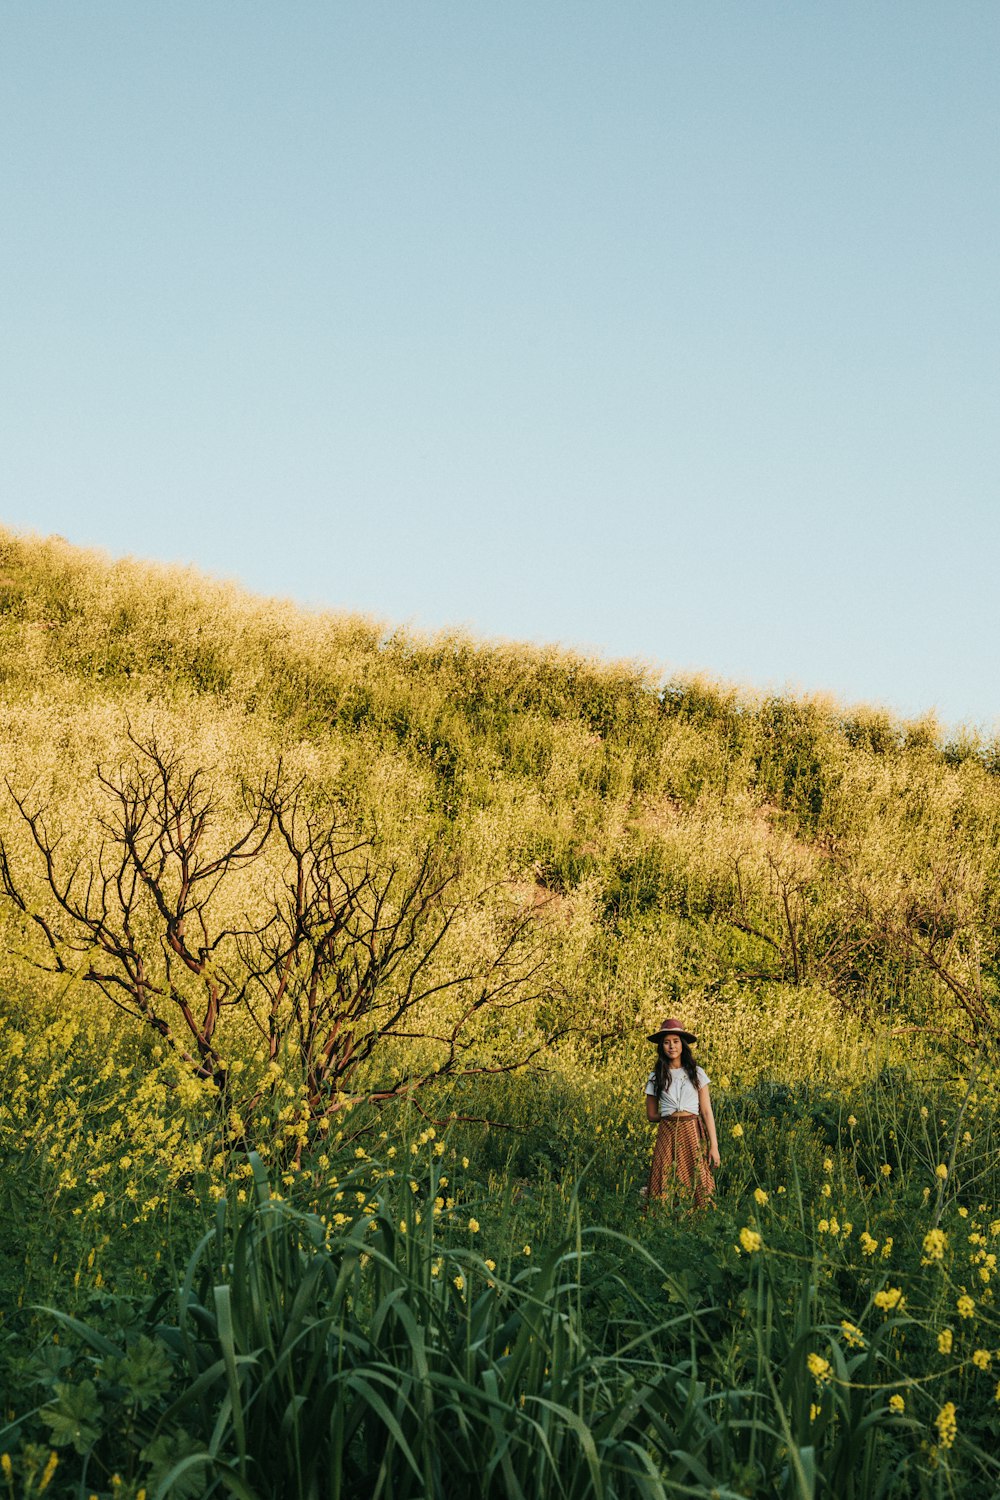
[2, 526, 1000, 1495]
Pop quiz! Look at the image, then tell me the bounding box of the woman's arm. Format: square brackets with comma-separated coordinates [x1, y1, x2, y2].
[699, 1085, 721, 1167]
[646, 1092, 660, 1122]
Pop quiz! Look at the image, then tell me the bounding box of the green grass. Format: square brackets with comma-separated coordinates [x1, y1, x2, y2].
[1, 527, 1000, 1496]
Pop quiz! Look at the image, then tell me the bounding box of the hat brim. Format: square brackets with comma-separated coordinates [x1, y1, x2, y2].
[647, 1028, 697, 1045]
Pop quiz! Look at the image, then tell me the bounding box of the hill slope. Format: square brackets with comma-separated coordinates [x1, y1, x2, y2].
[1, 524, 998, 1065]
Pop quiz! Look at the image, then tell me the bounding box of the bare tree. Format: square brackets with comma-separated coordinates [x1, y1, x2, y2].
[0, 731, 552, 1150]
[871, 860, 998, 1044]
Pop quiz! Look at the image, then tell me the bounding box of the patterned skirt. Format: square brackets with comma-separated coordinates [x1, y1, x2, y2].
[646, 1111, 714, 1209]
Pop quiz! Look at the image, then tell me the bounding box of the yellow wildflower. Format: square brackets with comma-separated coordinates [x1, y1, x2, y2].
[840, 1321, 865, 1349]
[730, 1124, 744, 1139]
[938, 1329, 953, 1354]
[889, 1394, 905, 1414]
[739, 1227, 763, 1254]
[807, 1353, 832, 1383]
[935, 1163, 948, 1181]
[972, 1348, 991, 1370]
[957, 1295, 975, 1319]
[922, 1229, 948, 1263]
[874, 1287, 904, 1312]
[753, 1188, 768, 1206]
[935, 1401, 957, 1450]
[859, 1231, 878, 1256]
[38, 1452, 59, 1493]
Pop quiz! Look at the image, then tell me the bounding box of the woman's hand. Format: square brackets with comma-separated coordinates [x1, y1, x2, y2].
[708, 1146, 721, 1168]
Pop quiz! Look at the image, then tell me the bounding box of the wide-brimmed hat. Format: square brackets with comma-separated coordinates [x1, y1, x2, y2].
[647, 1016, 697, 1045]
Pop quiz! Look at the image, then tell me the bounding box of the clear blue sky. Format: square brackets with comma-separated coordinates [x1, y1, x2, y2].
[2, 4, 998, 730]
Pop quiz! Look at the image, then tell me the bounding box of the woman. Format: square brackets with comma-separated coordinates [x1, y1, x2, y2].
[644, 1017, 720, 1209]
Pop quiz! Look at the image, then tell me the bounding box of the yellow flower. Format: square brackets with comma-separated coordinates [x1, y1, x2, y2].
[920, 1106, 929, 1120]
[818, 1218, 830, 1234]
[889, 1394, 905, 1414]
[938, 1328, 953, 1355]
[807, 1353, 832, 1383]
[739, 1227, 763, 1254]
[935, 1163, 948, 1181]
[730, 1124, 744, 1139]
[880, 1164, 892, 1178]
[753, 1188, 768, 1206]
[453, 1274, 465, 1293]
[957, 1295, 975, 1320]
[522, 1244, 531, 1256]
[859, 1231, 878, 1256]
[874, 1287, 904, 1312]
[841, 1321, 865, 1349]
[462, 1157, 470, 1169]
[0, 1456, 12, 1483]
[823, 1158, 833, 1173]
[37, 1452, 59, 1493]
[820, 1183, 832, 1198]
[485, 1259, 496, 1272]
[881, 1238, 893, 1260]
[922, 1229, 948, 1263]
[468, 1218, 480, 1233]
[935, 1401, 957, 1450]
[809, 1402, 821, 1421]
[847, 1114, 857, 1127]
[972, 1348, 991, 1370]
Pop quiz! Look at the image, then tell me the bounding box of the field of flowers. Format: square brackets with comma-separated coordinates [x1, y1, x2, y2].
[3, 981, 998, 1498]
[1, 530, 999, 1496]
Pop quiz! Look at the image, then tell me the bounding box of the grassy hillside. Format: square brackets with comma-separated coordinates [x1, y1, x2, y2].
[2, 524, 998, 1052]
[2, 526, 999, 1498]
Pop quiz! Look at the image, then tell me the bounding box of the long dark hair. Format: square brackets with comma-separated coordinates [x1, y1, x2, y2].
[654, 1038, 699, 1103]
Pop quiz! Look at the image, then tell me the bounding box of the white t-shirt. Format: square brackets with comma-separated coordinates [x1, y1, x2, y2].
[646, 1065, 709, 1118]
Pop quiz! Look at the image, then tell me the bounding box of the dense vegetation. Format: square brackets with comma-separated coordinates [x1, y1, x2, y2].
[1, 527, 998, 1498]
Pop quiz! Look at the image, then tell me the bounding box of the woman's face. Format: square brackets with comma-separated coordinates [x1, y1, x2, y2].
[662, 1033, 683, 1063]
